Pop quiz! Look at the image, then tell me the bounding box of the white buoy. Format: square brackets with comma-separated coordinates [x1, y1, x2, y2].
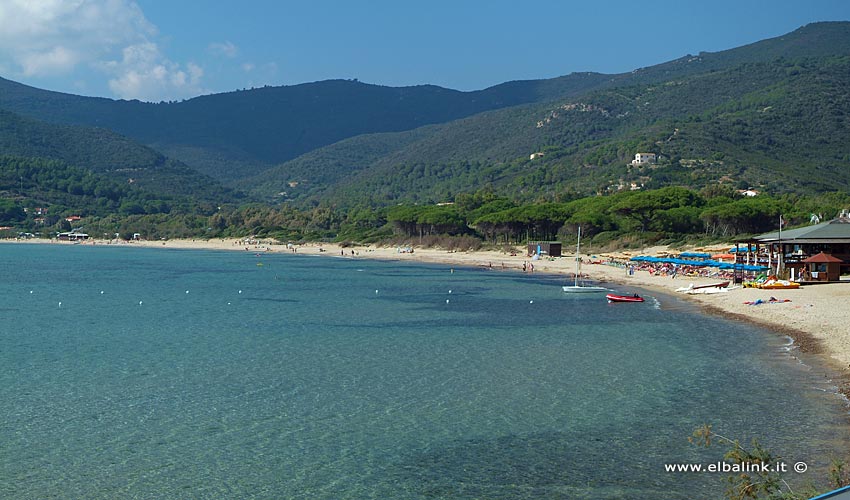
[448, 290, 452, 294]
[29, 290, 33, 294]
[185, 290, 189, 294]
[529, 300, 534, 304]
[100, 291, 104, 294]
[139, 301, 143, 306]
[375, 289, 379, 294]
[446, 299, 450, 303]
[238, 290, 242, 294]
[58, 302, 62, 307]
[227, 302, 231, 305]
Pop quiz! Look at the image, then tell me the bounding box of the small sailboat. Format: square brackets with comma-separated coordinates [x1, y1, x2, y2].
[562, 227, 607, 293]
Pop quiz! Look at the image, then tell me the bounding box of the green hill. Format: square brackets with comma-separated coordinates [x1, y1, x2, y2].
[0, 109, 239, 205]
[2, 21, 850, 212]
[241, 24, 850, 207]
[6, 22, 850, 187]
[0, 75, 616, 183]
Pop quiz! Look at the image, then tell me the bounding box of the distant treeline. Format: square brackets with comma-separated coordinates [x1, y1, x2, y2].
[3, 155, 848, 247]
[383, 186, 850, 247]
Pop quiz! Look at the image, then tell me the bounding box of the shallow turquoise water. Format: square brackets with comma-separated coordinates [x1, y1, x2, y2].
[0, 244, 847, 499]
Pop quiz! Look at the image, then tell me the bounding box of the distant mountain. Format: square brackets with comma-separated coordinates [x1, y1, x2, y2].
[241, 22, 850, 206]
[0, 74, 615, 183]
[2, 21, 850, 208]
[6, 22, 848, 186]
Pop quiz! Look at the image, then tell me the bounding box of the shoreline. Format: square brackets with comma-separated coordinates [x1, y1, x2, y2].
[7, 237, 850, 397]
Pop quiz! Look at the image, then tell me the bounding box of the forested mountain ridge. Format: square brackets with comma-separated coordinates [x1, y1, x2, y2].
[245, 33, 850, 206]
[3, 22, 850, 188]
[0, 74, 614, 182]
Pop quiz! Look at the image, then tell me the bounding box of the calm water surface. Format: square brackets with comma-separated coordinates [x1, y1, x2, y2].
[1, 244, 847, 499]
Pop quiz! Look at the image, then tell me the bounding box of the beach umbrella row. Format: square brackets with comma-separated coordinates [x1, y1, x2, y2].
[679, 252, 711, 259]
[629, 255, 768, 271]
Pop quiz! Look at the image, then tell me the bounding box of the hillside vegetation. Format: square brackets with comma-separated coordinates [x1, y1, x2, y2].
[0, 75, 615, 182]
[0, 109, 239, 203]
[3, 21, 850, 189]
[1, 22, 849, 246]
[244, 55, 850, 207]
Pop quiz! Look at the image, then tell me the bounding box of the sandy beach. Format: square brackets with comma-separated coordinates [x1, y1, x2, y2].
[9, 237, 850, 383]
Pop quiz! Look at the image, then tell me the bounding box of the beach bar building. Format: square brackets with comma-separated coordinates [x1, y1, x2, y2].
[735, 210, 850, 282]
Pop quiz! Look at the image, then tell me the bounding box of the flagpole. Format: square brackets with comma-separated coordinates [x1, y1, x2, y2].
[777, 215, 783, 276]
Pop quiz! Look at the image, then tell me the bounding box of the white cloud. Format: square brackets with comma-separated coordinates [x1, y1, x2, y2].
[209, 41, 238, 59]
[104, 42, 204, 101]
[0, 0, 205, 101]
[19, 45, 79, 76]
[0, 0, 154, 73]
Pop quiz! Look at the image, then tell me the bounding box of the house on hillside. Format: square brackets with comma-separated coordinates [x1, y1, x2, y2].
[738, 189, 760, 197]
[530, 152, 545, 160]
[630, 153, 656, 166]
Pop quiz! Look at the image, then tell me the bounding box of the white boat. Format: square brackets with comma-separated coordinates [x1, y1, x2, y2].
[562, 227, 607, 293]
[675, 282, 732, 294]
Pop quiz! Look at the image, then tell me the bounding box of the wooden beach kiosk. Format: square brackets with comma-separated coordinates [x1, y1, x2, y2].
[802, 252, 843, 282]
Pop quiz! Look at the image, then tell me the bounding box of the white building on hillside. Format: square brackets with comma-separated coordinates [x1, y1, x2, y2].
[631, 153, 657, 166]
[738, 189, 760, 197]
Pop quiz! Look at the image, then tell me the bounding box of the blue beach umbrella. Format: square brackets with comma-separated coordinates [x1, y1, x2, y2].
[680, 252, 711, 259]
[729, 245, 756, 253]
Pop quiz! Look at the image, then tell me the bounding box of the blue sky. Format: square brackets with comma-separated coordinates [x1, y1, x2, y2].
[1, 1, 849, 102]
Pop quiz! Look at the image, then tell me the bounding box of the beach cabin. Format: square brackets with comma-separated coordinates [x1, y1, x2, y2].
[802, 252, 843, 281]
[527, 241, 562, 257]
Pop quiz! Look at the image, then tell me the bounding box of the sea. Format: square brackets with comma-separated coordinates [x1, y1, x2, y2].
[1, 243, 848, 499]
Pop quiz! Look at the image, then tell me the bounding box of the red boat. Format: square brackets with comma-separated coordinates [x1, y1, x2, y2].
[606, 293, 644, 303]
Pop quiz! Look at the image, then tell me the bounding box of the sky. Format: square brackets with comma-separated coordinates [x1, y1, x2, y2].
[1, 0, 849, 102]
